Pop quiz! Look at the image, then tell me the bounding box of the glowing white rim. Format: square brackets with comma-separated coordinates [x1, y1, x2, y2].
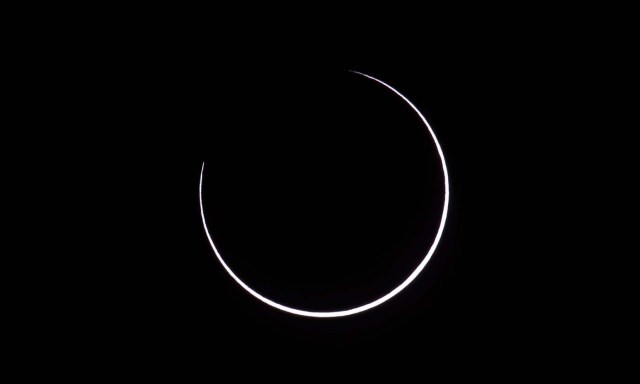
[200, 71, 449, 318]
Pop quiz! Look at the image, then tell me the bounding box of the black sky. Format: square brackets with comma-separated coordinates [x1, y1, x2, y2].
[29, 28, 602, 371]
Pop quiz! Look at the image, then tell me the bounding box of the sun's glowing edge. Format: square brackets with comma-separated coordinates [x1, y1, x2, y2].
[199, 71, 450, 318]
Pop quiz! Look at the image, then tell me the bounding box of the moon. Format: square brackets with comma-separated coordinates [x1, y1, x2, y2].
[199, 70, 450, 318]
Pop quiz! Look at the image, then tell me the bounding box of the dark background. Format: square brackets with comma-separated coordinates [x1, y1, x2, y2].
[25, 25, 610, 371]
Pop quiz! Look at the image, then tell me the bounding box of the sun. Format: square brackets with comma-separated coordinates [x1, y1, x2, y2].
[199, 71, 450, 318]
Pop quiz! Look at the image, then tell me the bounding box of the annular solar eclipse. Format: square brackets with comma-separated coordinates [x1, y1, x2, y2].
[199, 71, 450, 318]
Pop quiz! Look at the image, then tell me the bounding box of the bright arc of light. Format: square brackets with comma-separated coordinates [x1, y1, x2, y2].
[199, 70, 450, 318]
